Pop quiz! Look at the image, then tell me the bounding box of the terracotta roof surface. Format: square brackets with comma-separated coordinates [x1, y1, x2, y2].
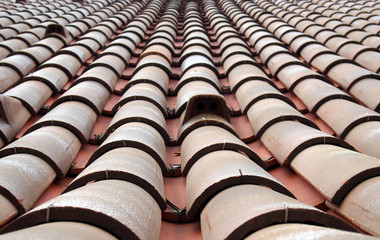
[0, 0, 380, 239]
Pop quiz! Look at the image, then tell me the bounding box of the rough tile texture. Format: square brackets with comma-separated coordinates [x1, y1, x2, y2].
[0, 0, 380, 239]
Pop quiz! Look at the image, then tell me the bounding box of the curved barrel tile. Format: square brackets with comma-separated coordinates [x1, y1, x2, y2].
[200, 184, 354, 240]
[180, 54, 216, 76]
[345, 121, 380, 159]
[291, 144, 380, 204]
[127, 66, 169, 95]
[290, 36, 320, 57]
[74, 38, 101, 54]
[349, 79, 380, 112]
[0, 126, 81, 177]
[135, 54, 171, 76]
[109, 37, 137, 55]
[261, 121, 354, 166]
[81, 31, 108, 48]
[0, 154, 56, 213]
[0, 95, 31, 143]
[184, 23, 205, 34]
[245, 223, 377, 240]
[0, 195, 17, 228]
[0, 40, 27, 60]
[17, 46, 53, 65]
[88, 122, 167, 174]
[181, 125, 264, 175]
[186, 150, 294, 220]
[254, 36, 282, 54]
[74, 66, 118, 93]
[64, 147, 166, 209]
[327, 63, 375, 91]
[128, 20, 148, 35]
[221, 45, 252, 64]
[107, 100, 169, 142]
[4, 80, 53, 114]
[90, 25, 114, 40]
[316, 99, 380, 138]
[348, 47, 380, 74]
[0, 222, 118, 240]
[119, 27, 144, 44]
[0, 66, 20, 93]
[175, 66, 220, 94]
[148, 32, 175, 47]
[222, 54, 257, 75]
[88, 55, 125, 78]
[21, 30, 44, 44]
[182, 38, 211, 53]
[24, 101, 97, 142]
[259, 45, 290, 65]
[60, 45, 92, 64]
[151, 27, 176, 42]
[52, 81, 109, 115]
[217, 30, 240, 46]
[22, 67, 69, 93]
[178, 113, 236, 144]
[115, 83, 167, 117]
[235, 80, 294, 113]
[1, 180, 162, 240]
[266, 53, 305, 78]
[327, 176, 380, 236]
[34, 37, 66, 54]
[39, 54, 81, 79]
[0, 54, 35, 77]
[180, 45, 212, 65]
[184, 26, 208, 39]
[140, 44, 173, 64]
[277, 65, 327, 91]
[247, 98, 318, 138]
[248, 33, 276, 50]
[293, 79, 354, 113]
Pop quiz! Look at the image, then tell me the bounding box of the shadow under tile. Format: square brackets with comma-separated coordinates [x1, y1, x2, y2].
[70, 144, 98, 175]
[304, 113, 335, 136]
[160, 221, 202, 240]
[102, 94, 120, 115]
[230, 114, 255, 142]
[269, 167, 325, 209]
[167, 95, 177, 110]
[32, 176, 74, 209]
[284, 91, 308, 113]
[223, 92, 241, 112]
[114, 78, 128, 94]
[88, 115, 112, 143]
[15, 114, 42, 139]
[247, 140, 272, 160]
[326, 209, 368, 234]
[166, 118, 180, 141]
[164, 177, 186, 209]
